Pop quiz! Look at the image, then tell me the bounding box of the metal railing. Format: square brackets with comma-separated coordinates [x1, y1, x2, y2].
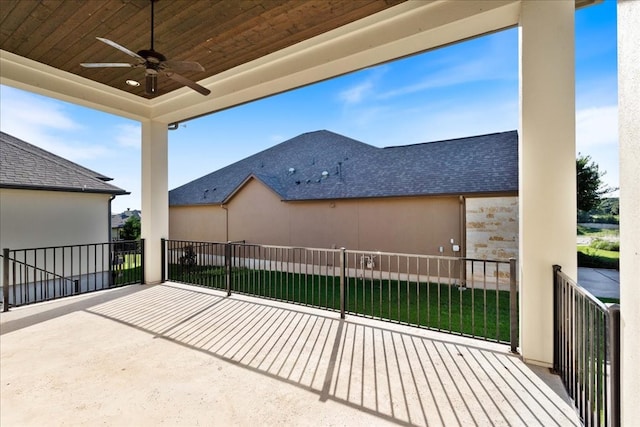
[2, 240, 144, 311]
[553, 265, 620, 427]
[164, 239, 518, 347]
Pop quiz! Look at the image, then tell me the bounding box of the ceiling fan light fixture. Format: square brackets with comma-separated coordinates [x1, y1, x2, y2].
[80, 0, 209, 97]
[146, 74, 158, 95]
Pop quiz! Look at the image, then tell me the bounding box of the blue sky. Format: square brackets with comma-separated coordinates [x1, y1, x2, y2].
[0, 0, 618, 214]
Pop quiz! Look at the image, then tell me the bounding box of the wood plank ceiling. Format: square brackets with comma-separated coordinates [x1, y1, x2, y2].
[1, 0, 405, 99]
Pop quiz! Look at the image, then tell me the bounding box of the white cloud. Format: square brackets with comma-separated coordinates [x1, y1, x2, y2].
[115, 123, 141, 149]
[0, 86, 81, 132]
[576, 105, 618, 150]
[0, 86, 113, 162]
[338, 98, 518, 148]
[337, 66, 388, 106]
[379, 55, 515, 101]
[0, 85, 141, 209]
[339, 80, 374, 105]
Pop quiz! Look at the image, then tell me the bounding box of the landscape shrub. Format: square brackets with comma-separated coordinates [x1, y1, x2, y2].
[589, 239, 619, 252]
[577, 250, 619, 270]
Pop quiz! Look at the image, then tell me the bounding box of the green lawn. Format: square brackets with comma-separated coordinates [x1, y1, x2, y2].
[122, 253, 141, 269]
[169, 264, 513, 342]
[577, 246, 619, 259]
[112, 253, 143, 285]
[577, 245, 619, 269]
[598, 297, 620, 304]
[577, 224, 619, 238]
[113, 266, 142, 285]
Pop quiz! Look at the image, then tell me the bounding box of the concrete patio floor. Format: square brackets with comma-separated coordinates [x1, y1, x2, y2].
[1, 283, 580, 426]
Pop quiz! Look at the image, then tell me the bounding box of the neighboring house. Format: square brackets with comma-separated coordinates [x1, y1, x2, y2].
[169, 130, 518, 261]
[111, 209, 141, 241]
[0, 131, 128, 254]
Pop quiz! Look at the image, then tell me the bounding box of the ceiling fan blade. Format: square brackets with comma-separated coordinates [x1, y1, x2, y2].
[166, 72, 211, 96]
[162, 60, 205, 72]
[80, 62, 135, 68]
[96, 37, 145, 63]
[145, 74, 158, 95]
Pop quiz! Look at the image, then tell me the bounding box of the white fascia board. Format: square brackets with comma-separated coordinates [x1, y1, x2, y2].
[151, 0, 521, 124]
[0, 50, 151, 121]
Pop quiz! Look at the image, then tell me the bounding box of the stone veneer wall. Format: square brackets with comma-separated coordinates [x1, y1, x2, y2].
[466, 196, 519, 260]
[465, 196, 518, 288]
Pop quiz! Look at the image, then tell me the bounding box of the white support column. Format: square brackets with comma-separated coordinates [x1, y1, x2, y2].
[618, 0, 640, 423]
[141, 119, 169, 284]
[518, 0, 576, 366]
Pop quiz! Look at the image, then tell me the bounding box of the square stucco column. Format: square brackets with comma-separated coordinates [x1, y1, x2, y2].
[518, 0, 576, 366]
[618, 0, 640, 422]
[141, 120, 168, 284]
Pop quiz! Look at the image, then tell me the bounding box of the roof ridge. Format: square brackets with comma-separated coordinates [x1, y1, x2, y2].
[172, 130, 378, 192]
[0, 131, 113, 183]
[169, 130, 518, 206]
[383, 130, 517, 149]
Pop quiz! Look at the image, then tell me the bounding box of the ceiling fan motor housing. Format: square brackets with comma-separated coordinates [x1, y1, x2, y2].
[80, 0, 210, 96]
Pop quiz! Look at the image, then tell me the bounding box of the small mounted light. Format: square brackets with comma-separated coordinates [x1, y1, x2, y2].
[126, 79, 140, 87]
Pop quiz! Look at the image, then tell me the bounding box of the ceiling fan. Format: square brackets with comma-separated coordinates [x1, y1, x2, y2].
[80, 0, 210, 96]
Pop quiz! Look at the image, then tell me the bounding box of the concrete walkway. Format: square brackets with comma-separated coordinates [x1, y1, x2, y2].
[577, 267, 620, 299]
[1, 283, 580, 426]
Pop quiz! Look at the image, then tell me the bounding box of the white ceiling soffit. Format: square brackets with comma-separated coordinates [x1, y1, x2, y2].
[0, 0, 520, 124]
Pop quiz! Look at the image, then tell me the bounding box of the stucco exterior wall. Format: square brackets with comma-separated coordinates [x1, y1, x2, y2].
[169, 205, 227, 242]
[0, 188, 111, 250]
[227, 178, 291, 246]
[466, 196, 519, 261]
[169, 178, 463, 255]
[0, 188, 113, 287]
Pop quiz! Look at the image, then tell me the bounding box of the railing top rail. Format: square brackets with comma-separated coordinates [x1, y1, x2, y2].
[164, 239, 514, 264]
[555, 267, 609, 312]
[342, 252, 513, 265]
[5, 240, 141, 252]
[463, 257, 512, 265]
[166, 240, 342, 253]
[246, 244, 342, 253]
[165, 239, 228, 247]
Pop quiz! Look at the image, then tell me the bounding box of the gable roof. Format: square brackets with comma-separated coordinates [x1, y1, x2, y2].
[111, 209, 141, 228]
[169, 130, 518, 206]
[0, 131, 128, 195]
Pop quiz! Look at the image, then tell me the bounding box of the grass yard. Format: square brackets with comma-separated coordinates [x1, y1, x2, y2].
[577, 225, 619, 237]
[577, 246, 619, 270]
[113, 266, 142, 285]
[169, 264, 513, 342]
[112, 253, 143, 285]
[122, 253, 141, 269]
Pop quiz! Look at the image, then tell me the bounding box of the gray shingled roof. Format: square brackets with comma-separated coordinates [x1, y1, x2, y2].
[169, 130, 518, 206]
[0, 131, 128, 195]
[111, 209, 141, 228]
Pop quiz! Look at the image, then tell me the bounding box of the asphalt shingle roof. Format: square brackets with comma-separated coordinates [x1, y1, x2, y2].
[0, 131, 128, 195]
[111, 209, 141, 228]
[169, 130, 518, 206]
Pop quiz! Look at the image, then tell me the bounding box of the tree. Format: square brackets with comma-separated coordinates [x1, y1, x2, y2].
[576, 154, 616, 213]
[120, 215, 141, 241]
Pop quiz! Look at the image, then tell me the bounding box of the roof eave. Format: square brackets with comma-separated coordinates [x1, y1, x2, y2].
[0, 184, 129, 196]
[283, 189, 519, 203]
